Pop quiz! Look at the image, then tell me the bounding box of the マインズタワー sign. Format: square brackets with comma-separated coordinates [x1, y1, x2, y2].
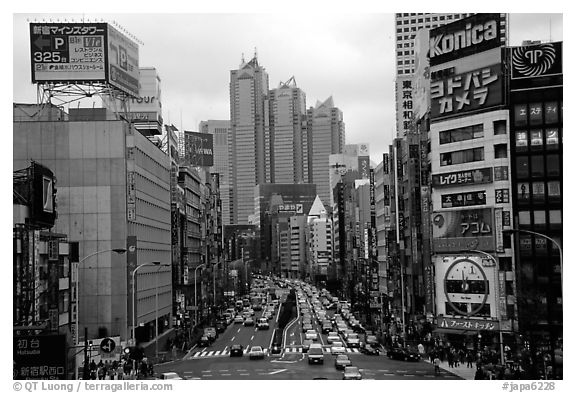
[30, 23, 139, 97]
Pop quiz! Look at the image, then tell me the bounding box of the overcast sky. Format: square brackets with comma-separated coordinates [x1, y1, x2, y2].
[12, 10, 563, 163]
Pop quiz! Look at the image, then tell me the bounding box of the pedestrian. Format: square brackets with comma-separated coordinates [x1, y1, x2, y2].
[466, 351, 474, 368]
[447, 350, 454, 368]
[474, 366, 484, 380]
[418, 342, 425, 355]
[433, 355, 441, 376]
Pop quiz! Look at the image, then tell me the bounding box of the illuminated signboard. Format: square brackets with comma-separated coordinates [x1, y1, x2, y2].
[14, 335, 67, 379]
[429, 13, 503, 66]
[432, 208, 495, 252]
[396, 76, 413, 136]
[278, 204, 303, 214]
[511, 42, 562, 79]
[432, 167, 492, 188]
[30, 23, 139, 97]
[183, 131, 214, 167]
[441, 191, 486, 208]
[436, 315, 500, 332]
[430, 64, 503, 119]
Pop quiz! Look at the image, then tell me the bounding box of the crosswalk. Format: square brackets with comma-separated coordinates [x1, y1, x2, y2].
[188, 346, 361, 359]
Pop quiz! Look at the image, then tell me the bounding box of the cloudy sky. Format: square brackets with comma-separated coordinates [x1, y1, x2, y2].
[12, 7, 563, 163]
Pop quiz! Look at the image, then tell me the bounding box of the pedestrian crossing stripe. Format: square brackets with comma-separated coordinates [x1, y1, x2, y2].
[191, 348, 269, 358]
[284, 347, 359, 353]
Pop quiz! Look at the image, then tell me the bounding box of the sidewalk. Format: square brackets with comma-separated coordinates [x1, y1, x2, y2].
[424, 359, 477, 380]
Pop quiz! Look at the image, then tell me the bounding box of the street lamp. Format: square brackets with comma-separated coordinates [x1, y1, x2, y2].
[77, 247, 126, 379]
[503, 228, 563, 292]
[194, 263, 206, 327]
[462, 248, 505, 366]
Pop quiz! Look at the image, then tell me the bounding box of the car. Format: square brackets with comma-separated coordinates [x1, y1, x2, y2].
[230, 344, 244, 357]
[257, 318, 269, 330]
[334, 354, 352, 370]
[302, 339, 312, 353]
[244, 317, 255, 326]
[321, 324, 333, 334]
[302, 323, 313, 332]
[331, 341, 346, 355]
[198, 336, 210, 347]
[343, 366, 362, 380]
[386, 347, 421, 362]
[216, 322, 227, 333]
[326, 333, 339, 344]
[264, 312, 273, 320]
[365, 335, 378, 347]
[253, 304, 262, 311]
[158, 372, 183, 380]
[305, 330, 318, 341]
[351, 324, 366, 334]
[249, 345, 265, 360]
[345, 333, 360, 348]
[234, 316, 244, 324]
[307, 344, 324, 364]
[360, 345, 380, 356]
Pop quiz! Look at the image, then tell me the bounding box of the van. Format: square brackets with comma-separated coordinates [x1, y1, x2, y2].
[307, 343, 324, 364]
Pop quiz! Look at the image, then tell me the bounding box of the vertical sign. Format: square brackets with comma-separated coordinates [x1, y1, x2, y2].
[494, 208, 504, 253]
[33, 230, 40, 322]
[498, 271, 507, 319]
[126, 236, 137, 335]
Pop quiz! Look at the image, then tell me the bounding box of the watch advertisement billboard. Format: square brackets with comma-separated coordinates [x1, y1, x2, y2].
[432, 208, 495, 252]
[30, 23, 139, 96]
[429, 13, 503, 66]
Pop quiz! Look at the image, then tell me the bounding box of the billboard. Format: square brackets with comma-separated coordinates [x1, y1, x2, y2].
[430, 63, 503, 119]
[183, 131, 214, 167]
[31, 162, 57, 228]
[429, 13, 503, 66]
[395, 76, 413, 136]
[413, 28, 431, 121]
[432, 167, 492, 188]
[14, 335, 67, 379]
[511, 42, 562, 80]
[432, 208, 495, 252]
[30, 23, 139, 96]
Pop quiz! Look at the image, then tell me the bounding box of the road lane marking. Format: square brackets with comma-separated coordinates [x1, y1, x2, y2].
[237, 328, 241, 333]
[201, 370, 211, 373]
[239, 373, 250, 376]
[268, 368, 287, 375]
[405, 374, 415, 377]
[251, 335, 254, 340]
[221, 373, 232, 376]
[231, 336, 235, 341]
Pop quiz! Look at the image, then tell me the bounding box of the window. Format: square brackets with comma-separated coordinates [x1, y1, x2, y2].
[494, 120, 507, 135]
[514, 104, 528, 126]
[549, 210, 562, 224]
[529, 102, 543, 125]
[439, 124, 484, 144]
[531, 156, 544, 177]
[546, 155, 560, 176]
[547, 181, 561, 199]
[545, 101, 559, 123]
[499, 257, 512, 271]
[494, 144, 507, 158]
[515, 131, 528, 150]
[532, 181, 545, 202]
[533, 210, 546, 224]
[530, 129, 543, 149]
[546, 128, 559, 149]
[440, 147, 484, 166]
[519, 211, 531, 224]
[516, 156, 529, 178]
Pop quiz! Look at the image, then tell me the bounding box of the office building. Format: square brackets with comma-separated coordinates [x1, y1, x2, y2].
[229, 54, 270, 224]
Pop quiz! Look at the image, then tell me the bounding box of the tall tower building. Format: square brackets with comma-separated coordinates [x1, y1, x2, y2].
[200, 120, 232, 225]
[394, 13, 474, 76]
[229, 54, 270, 224]
[268, 76, 308, 184]
[306, 97, 345, 207]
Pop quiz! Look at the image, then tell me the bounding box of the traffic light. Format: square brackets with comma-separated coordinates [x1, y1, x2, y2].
[123, 346, 144, 361]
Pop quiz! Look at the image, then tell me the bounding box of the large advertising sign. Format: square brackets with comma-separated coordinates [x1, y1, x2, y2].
[395, 76, 413, 136]
[432, 167, 492, 188]
[510, 42, 563, 91]
[432, 208, 495, 252]
[183, 131, 214, 167]
[31, 162, 57, 227]
[430, 64, 503, 119]
[437, 315, 500, 332]
[14, 335, 67, 379]
[30, 23, 139, 96]
[429, 13, 503, 66]
[413, 28, 430, 121]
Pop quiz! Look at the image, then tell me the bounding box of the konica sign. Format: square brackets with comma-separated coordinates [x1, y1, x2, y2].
[429, 13, 503, 66]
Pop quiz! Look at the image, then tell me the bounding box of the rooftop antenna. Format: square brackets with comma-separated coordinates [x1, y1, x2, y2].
[254, 47, 258, 59]
[549, 17, 552, 42]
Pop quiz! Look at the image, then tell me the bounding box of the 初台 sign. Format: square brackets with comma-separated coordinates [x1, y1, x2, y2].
[431, 64, 503, 119]
[14, 335, 67, 379]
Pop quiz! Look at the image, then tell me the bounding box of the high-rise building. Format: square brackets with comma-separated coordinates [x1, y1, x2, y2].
[306, 97, 345, 207]
[229, 54, 270, 224]
[200, 120, 232, 225]
[394, 13, 474, 76]
[267, 76, 308, 183]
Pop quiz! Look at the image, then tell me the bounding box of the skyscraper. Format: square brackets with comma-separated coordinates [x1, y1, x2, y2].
[306, 97, 345, 207]
[229, 54, 270, 224]
[268, 76, 308, 184]
[394, 13, 474, 76]
[200, 120, 232, 225]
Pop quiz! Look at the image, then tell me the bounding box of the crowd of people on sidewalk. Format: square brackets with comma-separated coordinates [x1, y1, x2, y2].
[84, 358, 154, 380]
